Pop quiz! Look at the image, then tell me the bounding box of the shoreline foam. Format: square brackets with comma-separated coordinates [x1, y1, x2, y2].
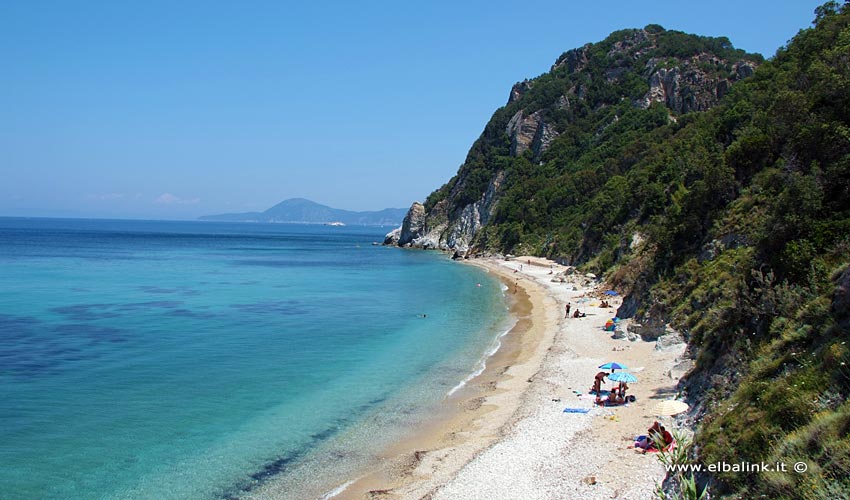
[446, 322, 515, 397]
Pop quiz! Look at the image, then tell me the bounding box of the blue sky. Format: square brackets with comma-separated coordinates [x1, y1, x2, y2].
[0, 0, 826, 219]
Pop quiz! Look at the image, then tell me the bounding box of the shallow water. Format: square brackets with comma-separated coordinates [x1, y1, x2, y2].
[0, 218, 509, 500]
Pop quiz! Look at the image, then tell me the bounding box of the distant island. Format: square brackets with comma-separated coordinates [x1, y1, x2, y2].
[199, 198, 407, 226]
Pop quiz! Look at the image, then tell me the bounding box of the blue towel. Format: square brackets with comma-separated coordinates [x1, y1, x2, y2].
[563, 407, 591, 413]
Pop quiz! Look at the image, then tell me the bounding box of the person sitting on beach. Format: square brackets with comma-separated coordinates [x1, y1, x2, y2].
[642, 422, 665, 452]
[661, 426, 674, 447]
[607, 390, 618, 404]
[648, 421, 661, 438]
[573, 309, 586, 318]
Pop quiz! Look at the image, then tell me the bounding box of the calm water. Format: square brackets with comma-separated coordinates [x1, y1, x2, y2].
[0, 218, 509, 500]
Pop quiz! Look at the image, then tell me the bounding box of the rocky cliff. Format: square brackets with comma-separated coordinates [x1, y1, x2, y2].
[386, 26, 761, 254]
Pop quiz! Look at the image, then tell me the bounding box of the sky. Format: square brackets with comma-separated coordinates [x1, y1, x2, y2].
[0, 0, 828, 219]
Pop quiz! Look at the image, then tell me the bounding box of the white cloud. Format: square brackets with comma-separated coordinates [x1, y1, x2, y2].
[154, 193, 200, 205]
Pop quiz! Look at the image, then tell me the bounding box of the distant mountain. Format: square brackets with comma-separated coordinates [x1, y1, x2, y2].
[199, 198, 407, 226]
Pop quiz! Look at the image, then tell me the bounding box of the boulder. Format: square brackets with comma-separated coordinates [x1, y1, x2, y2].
[833, 265, 850, 318]
[383, 227, 401, 246]
[667, 359, 695, 380]
[628, 322, 666, 341]
[616, 294, 639, 319]
[655, 333, 685, 351]
[398, 202, 426, 246]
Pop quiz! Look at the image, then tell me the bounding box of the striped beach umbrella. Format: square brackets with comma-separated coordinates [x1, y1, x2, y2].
[653, 400, 689, 416]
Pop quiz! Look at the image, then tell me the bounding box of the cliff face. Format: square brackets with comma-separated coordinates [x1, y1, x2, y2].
[387, 171, 505, 251]
[387, 26, 761, 253]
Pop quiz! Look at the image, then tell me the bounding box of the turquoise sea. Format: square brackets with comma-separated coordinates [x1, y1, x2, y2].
[0, 218, 510, 500]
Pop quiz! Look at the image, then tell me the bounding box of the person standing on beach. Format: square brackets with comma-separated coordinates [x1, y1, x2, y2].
[593, 371, 608, 395]
[565, 302, 571, 318]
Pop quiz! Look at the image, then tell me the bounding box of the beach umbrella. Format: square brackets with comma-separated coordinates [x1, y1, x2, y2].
[604, 290, 618, 296]
[608, 371, 637, 383]
[653, 400, 689, 416]
[598, 362, 627, 370]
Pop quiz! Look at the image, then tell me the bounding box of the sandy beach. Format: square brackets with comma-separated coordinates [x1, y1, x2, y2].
[321, 256, 688, 500]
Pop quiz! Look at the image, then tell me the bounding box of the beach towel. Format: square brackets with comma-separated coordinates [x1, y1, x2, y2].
[563, 408, 591, 413]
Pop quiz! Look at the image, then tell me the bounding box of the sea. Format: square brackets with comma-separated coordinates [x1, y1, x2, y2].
[0, 218, 511, 500]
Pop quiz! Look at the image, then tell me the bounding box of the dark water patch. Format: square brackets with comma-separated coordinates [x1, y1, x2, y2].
[168, 308, 218, 319]
[137, 286, 180, 294]
[70, 287, 90, 292]
[50, 304, 121, 321]
[247, 455, 296, 482]
[368, 396, 387, 406]
[356, 395, 389, 414]
[51, 301, 185, 321]
[218, 451, 302, 500]
[231, 259, 341, 269]
[0, 315, 46, 353]
[136, 286, 201, 297]
[0, 313, 41, 331]
[220, 415, 360, 499]
[230, 300, 306, 315]
[52, 323, 128, 343]
[0, 335, 105, 379]
[114, 300, 184, 311]
[309, 428, 336, 442]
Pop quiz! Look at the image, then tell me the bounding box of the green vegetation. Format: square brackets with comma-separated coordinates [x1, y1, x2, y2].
[654, 431, 707, 500]
[425, 2, 850, 498]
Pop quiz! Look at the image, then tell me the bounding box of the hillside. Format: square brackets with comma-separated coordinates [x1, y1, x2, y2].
[389, 3, 850, 498]
[386, 24, 762, 251]
[200, 198, 406, 226]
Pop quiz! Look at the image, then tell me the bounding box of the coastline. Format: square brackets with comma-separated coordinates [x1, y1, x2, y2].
[320, 256, 688, 500]
[321, 256, 555, 500]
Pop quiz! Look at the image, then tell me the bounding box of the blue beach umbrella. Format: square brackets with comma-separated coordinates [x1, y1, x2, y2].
[604, 290, 618, 296]
[599, 362, 628, 371]
[608, 371, 637, 383]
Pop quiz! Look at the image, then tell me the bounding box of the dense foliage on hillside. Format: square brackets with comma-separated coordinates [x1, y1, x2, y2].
[422, 2, 850, 498]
